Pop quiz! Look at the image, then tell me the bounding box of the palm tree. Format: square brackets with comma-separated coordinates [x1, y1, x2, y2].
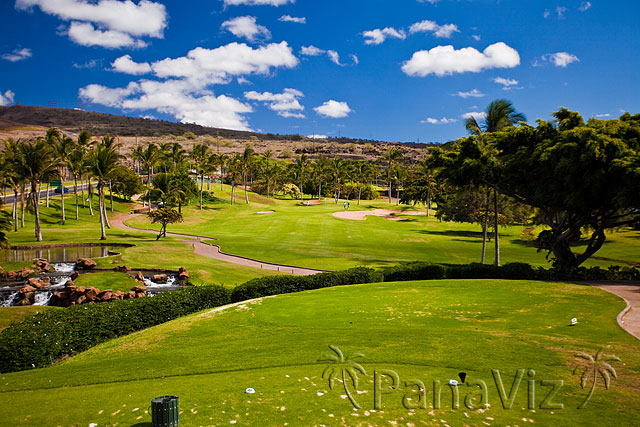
[294, 154, 309, 201]
[465, 99, 526, 266]
[168, 142, 186, 172]
[76, 131, 92, 208]
[53, 135, 74, 225]
[383, 148, 403, 203]
[574, 347, 620, 409]
[149, 173, 171, 207]
[100, 135, 118, 213]
[330, 158, 349, 203]
[68, 143, 86, 220]
[238, 146, 255, 204]
[13, 139, 60, 241]
[1, 139, 23, 231]
[314, 154, 329, 200]
[0, 210, 12, 248]
[44, 128, 62, 208]
[320, 345, 367, 409]
[227, 154, 242, 205]
[140, 142, 160, 212]
[86, 141, 121, 240]
[191, 143, 209, 209]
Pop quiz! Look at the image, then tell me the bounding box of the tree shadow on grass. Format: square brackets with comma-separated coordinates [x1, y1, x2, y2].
[129, 423, 153, 427]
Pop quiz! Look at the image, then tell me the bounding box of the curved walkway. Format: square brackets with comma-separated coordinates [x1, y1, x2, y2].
[589, 281, 640, 340]
[112, 213, 328, 276]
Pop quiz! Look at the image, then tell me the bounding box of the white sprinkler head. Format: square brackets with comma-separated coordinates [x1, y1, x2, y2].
[571, 318, 578, 325]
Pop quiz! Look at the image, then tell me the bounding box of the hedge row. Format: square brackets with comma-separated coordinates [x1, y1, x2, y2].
[0, 285, 231, 373]
[231, 267, 383, 302]
[382, 261, 640, 282]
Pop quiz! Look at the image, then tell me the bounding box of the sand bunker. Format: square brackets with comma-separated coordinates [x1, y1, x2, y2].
[332, 209, 427, 221]
[256, 210, 275, 214]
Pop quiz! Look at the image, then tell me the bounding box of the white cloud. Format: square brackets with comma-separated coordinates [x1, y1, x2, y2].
[308, 134, 328, 139]
[79, 42, 298, 131]
[279, 15, 305, 24]
[472, 34, 481, 41]
[556, 6, 567, 19]
[111, 54, 151, 75]
[578, 2, 592, 12]
[244, 88, 305, 118]
[417, 0, 439, 3]
[402, 42, 520, 77]
[2, 48, 32, 62]
[73, 59, 101, 69]
[221, 16, 271, 42]
[0, 90, 15, 106]
[223, 0, 294, 5]
[67, 21, 148, 49]
[16, 0, 167, 47]
[453, 89, 485, 98]
[543, 9, 550, 19]
[237, 76, 252, 85]
[595, 113, 611, 118]
[421, 117, 457, 124]
[327, 50, 341, 65]
[493, 77, 518, 87]
[151, 42, 298, 87]
[409, 20, 459, 38]
[462, 111, 487, 120]
[542, 52, 579, 67]
[350, 54, 359, 65]
[362, 27, 406, 45]
[314, 100, 352, 118]
[300, 45, 325, 56]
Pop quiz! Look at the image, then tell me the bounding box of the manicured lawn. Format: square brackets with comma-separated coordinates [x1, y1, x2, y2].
[1, 194, 279, 287]
[1, 279, 638, 426]
[127, 187, 640, 271]
[73, 271, 140, 293]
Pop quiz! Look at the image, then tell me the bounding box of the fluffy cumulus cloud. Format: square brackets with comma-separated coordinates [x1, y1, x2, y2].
[421, 117, 457, 124]
[79, 42, 298, 130]
[409, 20, 459, 38]
[362, 27, 406, 45]
[223, 0, 294, 5]
[15, 0, 167, 48]
[244, 88, 305, 118]
[221, 16, 271, 42]
[2, 48, 32, 62]
[327, 50, 341, 65]
[462, 111, 487, 120]
[492, 76, 521, 90]
[279, 15, 305, 24]
[453, 89, 485, 98]
[542, 52, 579, 67]
[111, 55, 151, 75]
[314, 100, 352, 118]
[402, 42, 520, 77]
[300, 46, 342, 65]
[0, 90, 16, 106]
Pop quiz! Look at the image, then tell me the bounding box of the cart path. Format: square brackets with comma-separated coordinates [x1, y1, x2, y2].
[112, 213, 329, 276]
[589, 281, 640, 340]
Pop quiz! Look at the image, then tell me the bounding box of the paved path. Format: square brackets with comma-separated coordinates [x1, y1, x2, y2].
[112, 212, 327, 276]
[589, 281, 640, 340]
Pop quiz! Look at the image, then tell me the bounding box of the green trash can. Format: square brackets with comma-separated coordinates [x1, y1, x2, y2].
[151, 395, 179, 427]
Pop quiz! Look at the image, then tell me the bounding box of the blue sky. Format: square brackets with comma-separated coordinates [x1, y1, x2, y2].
[1, 0, 638, 143]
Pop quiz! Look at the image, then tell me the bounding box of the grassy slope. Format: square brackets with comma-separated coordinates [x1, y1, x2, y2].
[0, 306, 56, 331]
[127, 187, 640, 271]
[1, 194, 278, 287]
[1, 279, 638, 426]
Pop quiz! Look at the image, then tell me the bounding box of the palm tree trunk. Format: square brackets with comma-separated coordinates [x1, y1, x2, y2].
[81, 176, 86, 208]
[244, 174, 249, 204]
[33, 181, 42, 242]
[60, 177, 66, 225]
[103, 194, 111, 229]
[200, 172, 204, 210]
[13, 191, 18, 232]
[20, 185, 25, 228]
[427, 187, 431, 216]
[99, 184, 107, 240]
[481, 187, 489, 264]
[148, 171, 152, 212]
[109, 180, 114, 212]
[46, 182, 50, 208]
[74, 177, 79, 220]
[88, 194, 94, 216]
[388, 181, 392, 204]
[358, 183, 362, 206]
[494, 186, 500, 266]
[318, 180, 322, 200]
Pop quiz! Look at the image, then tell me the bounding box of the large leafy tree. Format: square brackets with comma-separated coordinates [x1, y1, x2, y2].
[493, 110, 640, 268]
[13, 139, 60, 241]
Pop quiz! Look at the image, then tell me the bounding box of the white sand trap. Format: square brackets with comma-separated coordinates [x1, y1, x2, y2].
[332, 209, 427, 221]
[256, 210, 275, 214]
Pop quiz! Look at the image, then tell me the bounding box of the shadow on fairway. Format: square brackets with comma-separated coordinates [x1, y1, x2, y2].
[417, 229, 484, 238]
[129, 423, 152, 427]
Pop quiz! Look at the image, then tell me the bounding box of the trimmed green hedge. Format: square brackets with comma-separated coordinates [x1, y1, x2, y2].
[231, 267, 382, 302]
[0, 286, 231, 373]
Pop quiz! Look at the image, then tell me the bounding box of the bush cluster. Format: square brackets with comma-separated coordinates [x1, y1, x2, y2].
[382, 261, 639, 282]
[0, 286, 231, 373]
[231, 267, 382, 302]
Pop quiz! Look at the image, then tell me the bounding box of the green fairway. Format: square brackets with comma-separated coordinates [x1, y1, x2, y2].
[2, 194, 279, 286]
[1, 279, 638, 426]
[126, 187, 640, 271]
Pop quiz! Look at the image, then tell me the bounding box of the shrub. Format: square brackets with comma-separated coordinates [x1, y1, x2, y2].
[0, 286, 231, 373]
[231, 267, 382, 303]
[383, 262, 448, 282]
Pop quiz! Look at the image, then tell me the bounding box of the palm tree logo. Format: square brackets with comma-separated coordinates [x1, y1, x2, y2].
[574, 347, 620, 409]
[320, 345, 367, 409]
